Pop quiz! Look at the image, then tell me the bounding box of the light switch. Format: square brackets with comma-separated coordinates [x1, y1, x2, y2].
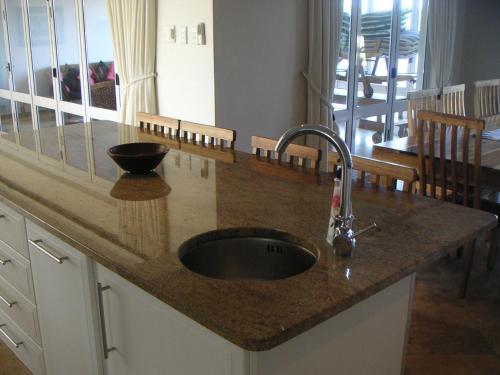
[167, 25, 176, 43]
[179, 26, 188, 44]
[190, 26, 198, 45]
[197, 23, 206, 45]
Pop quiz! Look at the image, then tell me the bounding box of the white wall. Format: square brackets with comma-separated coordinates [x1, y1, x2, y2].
[213, 0, 307, 152]
[156, 0, 215, 125]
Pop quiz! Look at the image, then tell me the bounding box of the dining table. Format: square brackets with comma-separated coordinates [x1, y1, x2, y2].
[372, 134, 500, 192]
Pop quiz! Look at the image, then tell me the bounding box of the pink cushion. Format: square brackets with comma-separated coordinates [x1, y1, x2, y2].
[58, 71, 69, 93]
[88, 67, 95, 86]
[106, 62, 115, 81]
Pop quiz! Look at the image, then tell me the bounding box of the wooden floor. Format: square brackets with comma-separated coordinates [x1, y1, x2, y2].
[0, 340, 30, 375]
[1, 242, 499, 375]
[405, 239, 500, 374]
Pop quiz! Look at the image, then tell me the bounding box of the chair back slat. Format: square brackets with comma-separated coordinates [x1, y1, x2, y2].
[473, 128, 482, 208]
[328, 153, 417, 192]
[451, 126, 458, 203]
[136, 112, 179, 138]
[417, 117, 427, 197]
[428, 122, 436, 198]
[474, 79, 500, 119]
[180, 121, 236, 149]
[439, 123, 447, 199]
[416, 110, 485, 209]
[252, 135, 321, 170]
[442, 84, 466, 116]
[461, 127, 470, 206]
[407, 89, 440, 137]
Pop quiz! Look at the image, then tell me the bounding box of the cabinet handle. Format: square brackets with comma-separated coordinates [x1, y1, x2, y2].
[0, 294, 16, 308]
[28, 239, 68, 264]
[0, 259, 10, 266]
[97, 283, 116, 359]
[0, 324, 23, 348]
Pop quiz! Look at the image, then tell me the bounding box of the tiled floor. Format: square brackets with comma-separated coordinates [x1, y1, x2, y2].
[0, 243, 499, 375]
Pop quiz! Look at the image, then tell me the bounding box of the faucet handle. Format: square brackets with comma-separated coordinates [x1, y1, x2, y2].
[353, 222, 377, 238]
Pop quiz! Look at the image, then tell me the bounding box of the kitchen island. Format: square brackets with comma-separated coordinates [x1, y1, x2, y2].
[0, 122, 495, 374]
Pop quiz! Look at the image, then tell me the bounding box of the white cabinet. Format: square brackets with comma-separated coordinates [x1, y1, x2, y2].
[95, 264, 244, 375]
[28, 222, 101, 375]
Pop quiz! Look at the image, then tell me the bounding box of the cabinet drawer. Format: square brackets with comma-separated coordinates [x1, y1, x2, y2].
[0, 276, 41, 345]
[0, 202, 29, 259]
[0, 240, 35, 303]
[0, 310, 45, 375]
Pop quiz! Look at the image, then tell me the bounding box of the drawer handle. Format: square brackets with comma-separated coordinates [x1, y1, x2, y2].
[0, 294, 17, 308]
[0, 324, 23, 348]
[97, 283, 116, 359]
[0, 259, 10, 266]
[28, 239, 68, 264]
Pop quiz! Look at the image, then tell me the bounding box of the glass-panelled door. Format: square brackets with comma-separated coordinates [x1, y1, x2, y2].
[52, 0, 85, 115]
[83, 0, 119, 121]
[27, 0, 61, 160]
[390, 0, 428, 140]
[0, 2, 14, 135]
[0, 0, 119, 181]
[3, 0, 37, 152]
[334, 0, 428, 155]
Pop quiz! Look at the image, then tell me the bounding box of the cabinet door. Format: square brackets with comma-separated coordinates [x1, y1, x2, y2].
[28, 222, 101, 375]
[96, 264, 242, 375]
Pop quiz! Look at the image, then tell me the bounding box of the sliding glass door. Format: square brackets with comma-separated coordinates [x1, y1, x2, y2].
[334, 0, 428, 155]
[0, 0, 119, 165]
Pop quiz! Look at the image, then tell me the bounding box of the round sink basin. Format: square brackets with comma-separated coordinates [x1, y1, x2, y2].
[178, 229, 317, 281]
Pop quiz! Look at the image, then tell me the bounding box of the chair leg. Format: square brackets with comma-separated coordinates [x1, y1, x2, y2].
[488, 227, 499, 270]
[459, 239, 476, 299]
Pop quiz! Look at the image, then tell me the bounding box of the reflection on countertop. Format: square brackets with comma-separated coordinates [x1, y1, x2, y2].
[0, 121, 496, 351]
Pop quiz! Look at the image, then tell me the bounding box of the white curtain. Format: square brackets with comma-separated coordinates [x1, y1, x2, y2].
[303, 0, 343, 132]
[426, 0, 459, 89]
[107, 0, 157, 125]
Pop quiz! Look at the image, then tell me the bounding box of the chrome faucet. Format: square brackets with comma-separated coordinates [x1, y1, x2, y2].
[275, 124, 375, 256]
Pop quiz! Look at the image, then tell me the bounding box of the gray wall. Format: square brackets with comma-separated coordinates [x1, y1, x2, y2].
[459, 0, 500, 114]
[213, 0, 308, 152]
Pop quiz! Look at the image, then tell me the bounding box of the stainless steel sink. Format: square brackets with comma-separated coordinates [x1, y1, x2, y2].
[178, 229, 317, 281]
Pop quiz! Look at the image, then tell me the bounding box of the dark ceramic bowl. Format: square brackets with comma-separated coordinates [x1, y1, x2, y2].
[107, 143, 169, 174]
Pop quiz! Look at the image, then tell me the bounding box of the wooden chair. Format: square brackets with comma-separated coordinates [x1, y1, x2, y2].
[442, 84, 466, 116]
[251, 135, 321, 170]
[416, 110, 486, 298]
[416, 111, 484, 207]
[328, 153, 417, 192]
[179, 121, 236, 149]
[136, 112, 179, 138]
[474, 79, 500, 127]
[407, 89, 440, 137]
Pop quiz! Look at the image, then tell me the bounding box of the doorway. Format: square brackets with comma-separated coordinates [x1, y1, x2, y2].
[0, 0, 118, 164]
[334, 0, 428, 156]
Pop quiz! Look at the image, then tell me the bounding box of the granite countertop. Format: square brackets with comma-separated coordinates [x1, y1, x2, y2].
[0, 121, 496, 351]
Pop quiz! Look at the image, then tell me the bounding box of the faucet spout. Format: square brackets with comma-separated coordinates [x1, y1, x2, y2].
[276, 124, 353, 219]
[275, 124, 355, 255]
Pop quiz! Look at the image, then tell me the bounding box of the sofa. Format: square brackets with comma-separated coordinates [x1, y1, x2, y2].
[57, 61, 117, 110]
